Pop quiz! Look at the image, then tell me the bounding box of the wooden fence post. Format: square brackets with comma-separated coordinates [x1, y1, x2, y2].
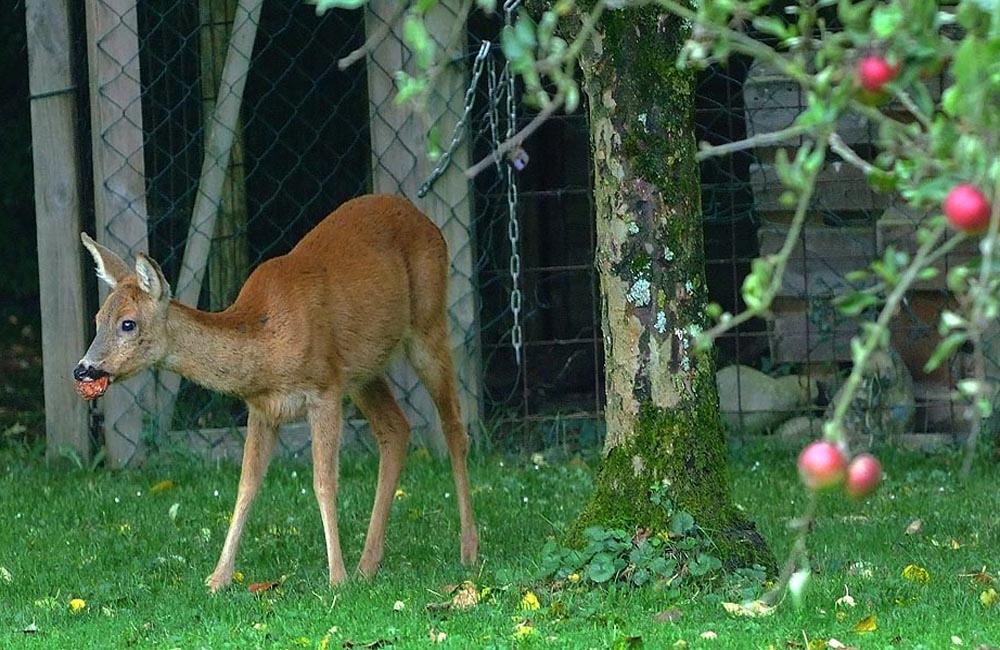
[84, 0, 151, 467]
[26, 0, 91, 463]
[365, 0, 482, 454]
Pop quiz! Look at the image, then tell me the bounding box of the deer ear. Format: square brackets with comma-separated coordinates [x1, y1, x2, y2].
[135, 254, 171, 302]
[81, 232, 131, 289]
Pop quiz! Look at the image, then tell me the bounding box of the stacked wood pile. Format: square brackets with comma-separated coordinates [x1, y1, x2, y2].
[742, 59, 976, 439]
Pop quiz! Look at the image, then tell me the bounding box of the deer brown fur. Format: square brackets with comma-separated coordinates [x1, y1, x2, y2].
[75, 194, 478, 591]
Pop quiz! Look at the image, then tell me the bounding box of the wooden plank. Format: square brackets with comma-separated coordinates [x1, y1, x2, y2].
[365, 0, 481, 454]
[876, 209, 979, 291]
[744, 69, 873, 146]
[744, 61, 944, 149]
[25, 0, 91, 463]
[84, 0, 151, 467]
[766, 297, 858, 363]
[751, 162, 889, 216]
[758, 223, 877, 296]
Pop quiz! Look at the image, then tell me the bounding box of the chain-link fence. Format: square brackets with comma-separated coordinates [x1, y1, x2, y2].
[16, 0, 979, 463]
[23, 0, 606, 462]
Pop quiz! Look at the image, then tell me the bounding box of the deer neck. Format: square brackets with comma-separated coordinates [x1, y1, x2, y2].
[161, 301, 267, 397]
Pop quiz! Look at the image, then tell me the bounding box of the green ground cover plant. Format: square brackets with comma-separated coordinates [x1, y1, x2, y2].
[0, 442, 997, 648]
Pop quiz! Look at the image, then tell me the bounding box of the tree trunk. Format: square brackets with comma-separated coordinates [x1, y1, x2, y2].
[573, 6, 774, 570]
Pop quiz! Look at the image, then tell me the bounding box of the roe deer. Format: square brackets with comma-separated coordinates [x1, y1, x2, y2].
[74, 194, 478, 591]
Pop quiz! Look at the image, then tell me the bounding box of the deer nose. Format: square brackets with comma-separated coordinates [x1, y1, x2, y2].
[73, 364, 103, 382]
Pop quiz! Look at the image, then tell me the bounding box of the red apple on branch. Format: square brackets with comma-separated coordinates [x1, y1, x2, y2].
[943, 183, 992, 234]
[856, 55, 899, 93]
[845, 454, 882, 499]
[798, 441, 847, 491]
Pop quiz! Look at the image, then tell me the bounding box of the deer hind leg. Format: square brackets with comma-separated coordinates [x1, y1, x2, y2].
[206, 408, 278, 593]
[351, 376, 411, 577]
[407, 326, 479, 567]
[309, 394, 348, 586]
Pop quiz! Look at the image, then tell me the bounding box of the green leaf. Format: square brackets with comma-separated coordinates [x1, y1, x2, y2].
[940, 310, 966, 330]
[870, 3, 904, 38]
[475, 0, 496, 14]
[836, 291, 879, 316]
[688, 553, 721, 576]
[924, 332, 967, 373]
[402, 16, 436, 70]
[669, 511, 695, 536]
[307, 0, 367, 14]
[588, 554, 617, 583]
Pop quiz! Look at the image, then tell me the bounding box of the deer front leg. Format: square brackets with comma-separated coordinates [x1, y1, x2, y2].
[309, 395, 348, 586]
[206, 409, 278, 593]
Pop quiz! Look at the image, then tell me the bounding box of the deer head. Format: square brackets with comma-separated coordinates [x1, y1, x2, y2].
[74, 233, 173, 386]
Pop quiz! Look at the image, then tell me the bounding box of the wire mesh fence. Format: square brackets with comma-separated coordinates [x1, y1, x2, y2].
[14, 0, 982, 463]
[58, 0, 607, 461]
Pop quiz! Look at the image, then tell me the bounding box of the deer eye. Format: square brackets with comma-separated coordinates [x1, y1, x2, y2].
[120, 319, 137, 333]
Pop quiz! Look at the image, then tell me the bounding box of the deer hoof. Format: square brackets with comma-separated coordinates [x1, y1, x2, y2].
[461, 529, 479, 566]
[205, 571, 233, 593]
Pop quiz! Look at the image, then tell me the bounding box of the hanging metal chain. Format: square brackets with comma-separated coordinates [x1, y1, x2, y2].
[417, 41, 492, 198]
[504, 0, 523, 366]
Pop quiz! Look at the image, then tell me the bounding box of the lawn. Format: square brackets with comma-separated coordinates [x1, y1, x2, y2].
[0, 441, 998, 648]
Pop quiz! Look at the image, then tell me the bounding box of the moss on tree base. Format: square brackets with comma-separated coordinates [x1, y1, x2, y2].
[568, 376, 776, 574]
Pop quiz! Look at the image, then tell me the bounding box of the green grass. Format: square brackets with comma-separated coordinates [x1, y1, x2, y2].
[0, 442, 998, 648]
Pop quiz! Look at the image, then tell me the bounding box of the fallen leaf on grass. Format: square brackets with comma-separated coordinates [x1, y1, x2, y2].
[0, 566, 11, 583]
[852, 614, 877, 634]
[451, 581, 478, 609]
[654, 608, 682, 623]
[426, 581, 479, 612]
[904, 519, 923, 535]
[721, 600, 774, 617]
[902, 564, 930, 585]
[960, 568, 994, 585]
[150, 480, 176, 495]
[248, 581, 280, 594]
[952, 636, 963, 645]
[392, 600, 405, 612]
[980, 588, 998, 608]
